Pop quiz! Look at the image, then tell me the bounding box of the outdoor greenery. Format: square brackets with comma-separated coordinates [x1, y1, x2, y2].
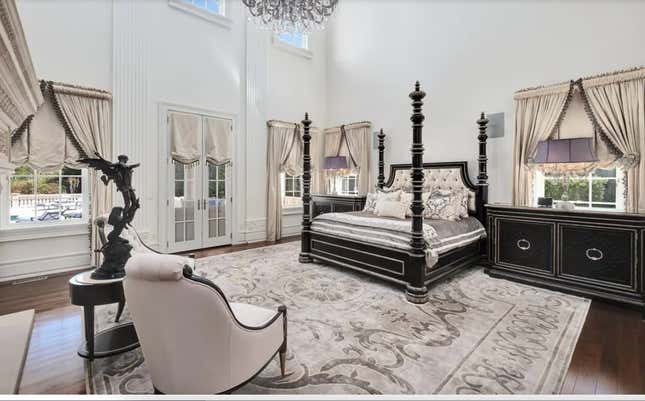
[545, 178, 616, 203]
[10, 166, 82, 195]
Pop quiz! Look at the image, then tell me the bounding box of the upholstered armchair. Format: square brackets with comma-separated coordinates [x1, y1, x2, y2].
[123, 253, 287, 394]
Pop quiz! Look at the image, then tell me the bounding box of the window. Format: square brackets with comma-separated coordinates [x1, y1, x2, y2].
[534, 168, 625, 210]
[281, 173, 302, 208]
[277, 32, 308, 50]
[181, 0, 223, 15]
[6, 166, 87, 225]
[336, 174, 358, 196]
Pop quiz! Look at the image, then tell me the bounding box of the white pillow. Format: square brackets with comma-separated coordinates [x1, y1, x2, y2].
[373, 190, 401, 214]
[376, 200, 407, 219]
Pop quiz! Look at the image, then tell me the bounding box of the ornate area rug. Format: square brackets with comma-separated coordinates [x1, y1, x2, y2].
[88, 242, 589, 395]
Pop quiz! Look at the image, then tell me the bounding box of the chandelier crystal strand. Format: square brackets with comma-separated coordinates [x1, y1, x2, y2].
[242, 0, 338, 34]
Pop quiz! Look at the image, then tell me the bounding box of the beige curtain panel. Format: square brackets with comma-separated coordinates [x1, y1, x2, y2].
[343, 122, 372, 194]
[583, 71, 645, 213]
[204, 117, 231, 166]
[50, 82, 113, 266]
[266, 121, 301, 242]
[170, 112, 201, 165]
[512, 89, 569, 206]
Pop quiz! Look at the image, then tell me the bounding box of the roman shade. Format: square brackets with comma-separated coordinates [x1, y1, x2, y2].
[204, 116, 231, 165]
[170, 112, 201, 165]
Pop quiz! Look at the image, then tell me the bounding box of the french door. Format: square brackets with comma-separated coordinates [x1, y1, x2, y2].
[168, 111, 232, 252]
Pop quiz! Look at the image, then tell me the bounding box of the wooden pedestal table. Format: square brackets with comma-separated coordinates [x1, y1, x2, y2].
[69, 271, 139, 360]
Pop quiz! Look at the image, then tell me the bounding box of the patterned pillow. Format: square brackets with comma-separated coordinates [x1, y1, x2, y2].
[424, 192, 462, 221]
[431, 189, 469, 219]
[363, 189, 401, 214]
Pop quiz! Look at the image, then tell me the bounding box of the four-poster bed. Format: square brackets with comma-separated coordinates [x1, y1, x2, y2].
[299, 82, 490, 303]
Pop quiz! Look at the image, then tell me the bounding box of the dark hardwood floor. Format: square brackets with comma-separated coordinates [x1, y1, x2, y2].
[2, 236, 643, 395]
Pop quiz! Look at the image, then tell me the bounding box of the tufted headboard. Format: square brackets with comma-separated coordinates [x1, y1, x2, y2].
[383, 162, 480, 214]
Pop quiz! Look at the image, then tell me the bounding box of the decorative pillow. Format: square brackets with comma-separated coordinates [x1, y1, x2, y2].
[373, 190, 401, 214]
[400, 191, 432, 217]
[424, 192, 462, 221]
[375, 200, 407, 220]
[363, 192, 378, 213]
[431, 189, 469, 219]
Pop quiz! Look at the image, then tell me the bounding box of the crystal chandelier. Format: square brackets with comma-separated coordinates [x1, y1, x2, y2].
[241, 0, 339, 34]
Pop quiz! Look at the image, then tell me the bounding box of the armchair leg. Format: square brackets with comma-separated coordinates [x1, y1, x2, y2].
[279, 349, 286, 377]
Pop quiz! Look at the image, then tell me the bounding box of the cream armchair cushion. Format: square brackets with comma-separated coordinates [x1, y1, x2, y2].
[123, 253, 287, 394]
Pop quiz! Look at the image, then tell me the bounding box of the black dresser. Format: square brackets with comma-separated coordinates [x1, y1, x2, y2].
[311, 194, 366, 218]
[486, 204, 645, 316]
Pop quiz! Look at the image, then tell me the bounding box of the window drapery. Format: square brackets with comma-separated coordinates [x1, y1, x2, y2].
[583, 70, 645, 213]
[512, 86, 570, 206]
[266, 120, 302, 242]
[512, 67, 645, 213]
[0, 0, 44, 183]
[48, 81, 113, 266]
[323, 121, 372, 195]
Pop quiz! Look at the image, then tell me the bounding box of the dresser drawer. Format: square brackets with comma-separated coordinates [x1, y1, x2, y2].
[495, 218, 554, 274]
[559, 224, 635, 289]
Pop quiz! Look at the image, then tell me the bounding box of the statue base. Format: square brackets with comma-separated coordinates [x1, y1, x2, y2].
[90, 237, 133, 280]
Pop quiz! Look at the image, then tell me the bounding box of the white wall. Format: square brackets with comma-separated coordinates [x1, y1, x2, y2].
[1, 0, 327, 280]
[326, 0, 645, 203]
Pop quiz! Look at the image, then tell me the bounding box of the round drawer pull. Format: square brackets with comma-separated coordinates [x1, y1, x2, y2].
[586, 248, 604, 261]
[516, 239, 531, 251]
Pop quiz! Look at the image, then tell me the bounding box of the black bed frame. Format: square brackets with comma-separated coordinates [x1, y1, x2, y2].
[299, 82, 490, 303]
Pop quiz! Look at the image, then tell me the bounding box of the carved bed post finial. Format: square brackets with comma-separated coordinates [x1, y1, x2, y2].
[377, 129, 386, 189]
[406, 81, 428, 304]
[299, 113, 313, 263]
[476, 112, 489, 224]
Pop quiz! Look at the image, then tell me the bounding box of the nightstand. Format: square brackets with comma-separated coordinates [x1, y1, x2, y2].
[486, 204, 645, 317]
[311, 194, 366, 218]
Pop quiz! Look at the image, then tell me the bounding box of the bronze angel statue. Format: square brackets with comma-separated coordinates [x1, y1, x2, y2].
[78, 153, 141, 279]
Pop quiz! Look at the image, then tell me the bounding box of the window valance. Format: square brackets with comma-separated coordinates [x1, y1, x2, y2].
[169, 112, 201, 166]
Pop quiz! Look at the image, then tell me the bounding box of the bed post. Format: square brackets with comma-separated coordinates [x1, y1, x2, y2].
[299, 113, 313, 263]
[406, 82, 428, 304]
[377, 129, 386, 189]
[476, 112, 489, 224]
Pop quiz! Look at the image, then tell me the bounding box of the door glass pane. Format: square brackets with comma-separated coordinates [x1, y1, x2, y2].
[218, 219, 225, 237]
[207, 164, 227, 240]
[173, 164, 197, 244]
[209, 219, 217, 238]
[175, 222, 185, 243]
[186, 222, 195, 241]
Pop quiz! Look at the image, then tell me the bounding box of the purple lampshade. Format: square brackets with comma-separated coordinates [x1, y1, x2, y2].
[533, 138, 597, 164]
[323, 156, 349, 170]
